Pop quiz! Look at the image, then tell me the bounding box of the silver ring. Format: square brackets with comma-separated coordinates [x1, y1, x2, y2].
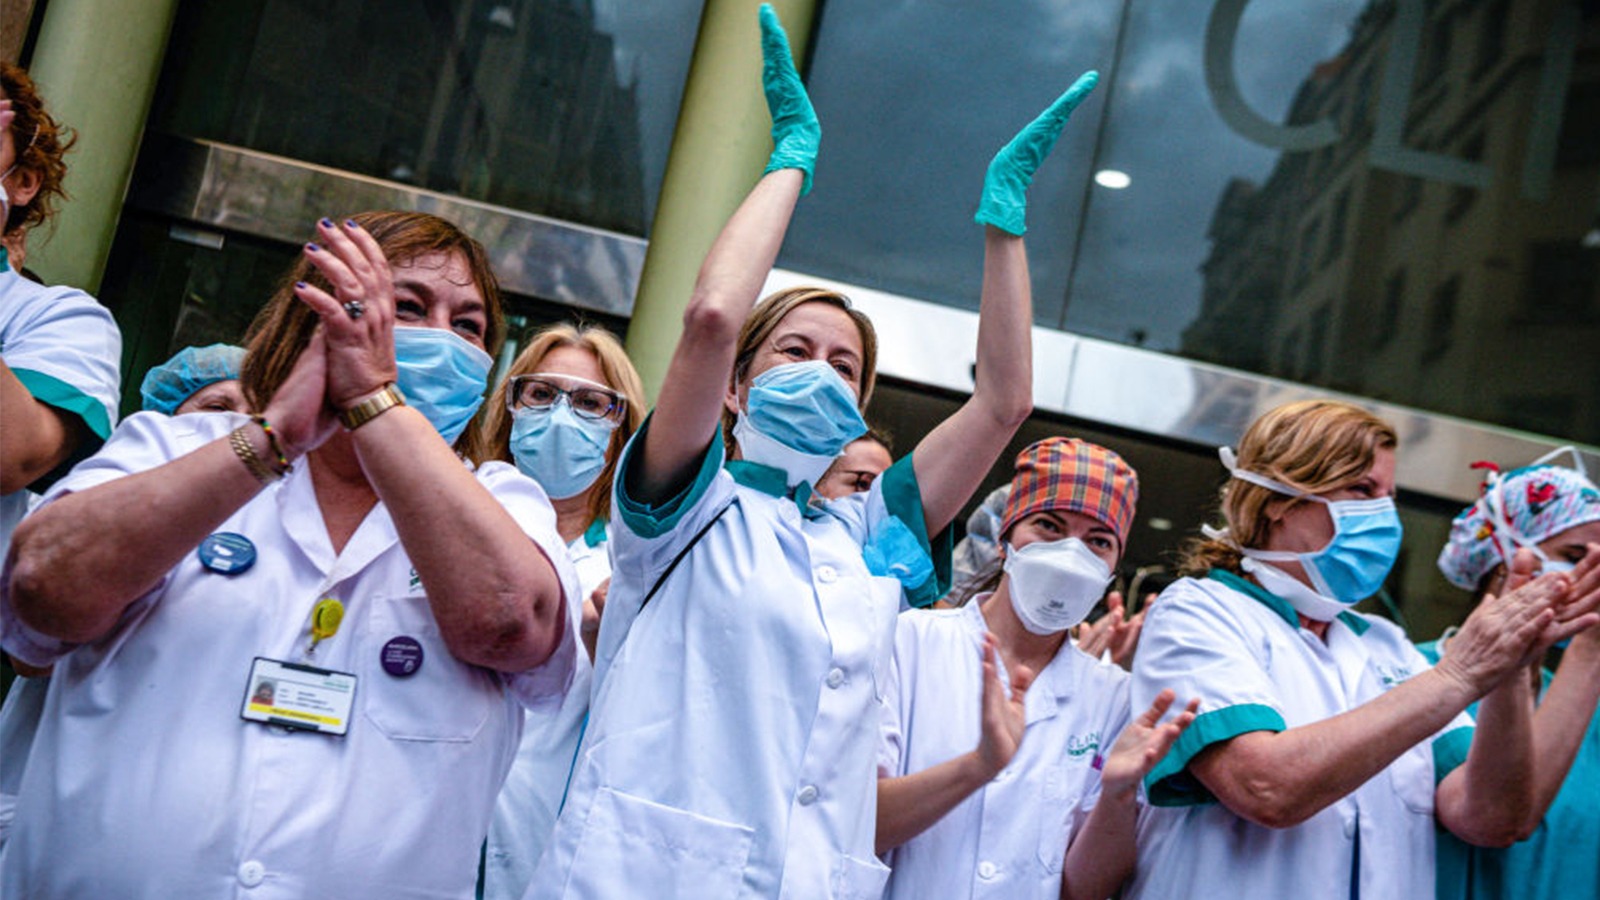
[343, 300, 366, 320]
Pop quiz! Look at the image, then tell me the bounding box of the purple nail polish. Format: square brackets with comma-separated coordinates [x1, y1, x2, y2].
[305, 242, 319, 252]
[319, 217, 334, 228]
[344, 219, 360, 230]
[295, 281, 308, 289]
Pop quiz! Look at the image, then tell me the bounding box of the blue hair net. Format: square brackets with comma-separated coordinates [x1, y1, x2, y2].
[140, 344, 247, 414]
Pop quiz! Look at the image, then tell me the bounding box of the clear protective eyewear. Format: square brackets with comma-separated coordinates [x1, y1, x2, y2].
[507, 373, 626, 423]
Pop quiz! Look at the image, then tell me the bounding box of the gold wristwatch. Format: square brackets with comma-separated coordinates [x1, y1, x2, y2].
[338, 383, 406, 430]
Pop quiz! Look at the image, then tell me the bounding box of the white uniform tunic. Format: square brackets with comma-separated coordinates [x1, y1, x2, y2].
[484, 520, 608, 900]
[879, 600, 1132, 900]
[0, 252, 121, 848]
[0, 412, 579, 900]
[528, 421, 942, 900]
[1126, 571, 1474, 900]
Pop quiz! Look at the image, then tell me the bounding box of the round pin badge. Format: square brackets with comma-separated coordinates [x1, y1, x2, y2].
[197, 532, 257, 575]
[381, 636, 424, 677]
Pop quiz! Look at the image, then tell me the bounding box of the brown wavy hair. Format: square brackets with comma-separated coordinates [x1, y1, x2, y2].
[1, 62, 76, 235]
[239, 210, 505, 463]
[1179, 399, 1398, 577]
[721, 286, 878, 456]
[480, 322, 646, 527]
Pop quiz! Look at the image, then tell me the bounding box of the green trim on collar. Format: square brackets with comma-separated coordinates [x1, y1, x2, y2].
[1207, 568, 1299, 630]
[582, 517, 609, 548]
[1208, 568, 1371, 635]
[879, 455, 952, 606]
[1145, 702, 1288, 807]
[613, 413, 724, 538]
[725, 459, 788, 498]
[1432, 725, 1474, 785]
[1336, 610, 1371, 635]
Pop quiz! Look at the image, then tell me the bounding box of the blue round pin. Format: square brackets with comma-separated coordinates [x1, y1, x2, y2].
[197, 532, 256, 575]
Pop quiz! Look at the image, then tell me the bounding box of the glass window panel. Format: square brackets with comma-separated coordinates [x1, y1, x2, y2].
[147, 0, 703, 236]
[786, 0, 1600, 447]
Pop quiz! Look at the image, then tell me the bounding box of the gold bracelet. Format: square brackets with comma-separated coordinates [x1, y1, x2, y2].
[338, 384, 406, 431]
[230, 426, 281, 485]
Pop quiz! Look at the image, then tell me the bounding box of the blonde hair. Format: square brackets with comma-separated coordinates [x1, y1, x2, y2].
[481, 322, 646, 527]
[1179, 399, 1399, 577]
[240, 210, 506, 464]
[721, 287, 878, 455]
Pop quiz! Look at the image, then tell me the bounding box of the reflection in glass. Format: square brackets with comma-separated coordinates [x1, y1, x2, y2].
[148, 0, 703, 236]
[788, 0, 1600, 447]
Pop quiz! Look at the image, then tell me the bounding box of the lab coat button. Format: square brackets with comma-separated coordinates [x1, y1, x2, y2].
[238, 860, 266, 888]
[826, 668, 845, 689]
[978, 861, 998, 880]
[817, 565, 837, 583]
[1343, 817, 1357, 839]
[797, 784, 819, 806]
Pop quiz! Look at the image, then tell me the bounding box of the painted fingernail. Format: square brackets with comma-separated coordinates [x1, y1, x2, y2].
[305, 242, 320, 252]
[294, 281, 308, 289]
[319, 217, 334, 228]
[344, 219, 360, 230]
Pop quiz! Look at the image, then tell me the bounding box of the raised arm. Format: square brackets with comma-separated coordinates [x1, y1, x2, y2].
[629, 4, 816, 503]
[911, 72, 1098, 534]
[0, 359, 86, 494]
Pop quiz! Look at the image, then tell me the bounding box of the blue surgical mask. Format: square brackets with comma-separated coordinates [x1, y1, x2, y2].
[393, 326, 493, 445]
[733, 360, 867, 487]
[1220, 448, 1403, 615]
[509, 401, 615, 499]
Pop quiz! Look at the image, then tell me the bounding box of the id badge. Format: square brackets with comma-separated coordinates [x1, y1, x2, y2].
[241, 657, 358, 736]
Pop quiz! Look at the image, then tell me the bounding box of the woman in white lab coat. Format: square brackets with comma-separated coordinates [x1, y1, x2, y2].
[877, 437, 1196, 900]
[479, 323, 645, 900]
[1125, 399, 1600, 900]
[0, 211, 578, 899]
[529, 6, 1099, 898]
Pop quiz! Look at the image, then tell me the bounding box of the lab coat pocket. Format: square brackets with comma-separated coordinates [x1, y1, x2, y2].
[360, 595, 500, 742]
[832, 853, 891, 900]
[1036, 764, 1078, 876]
[566, 787, 754, 897]
[1388, 742, 1436, 815]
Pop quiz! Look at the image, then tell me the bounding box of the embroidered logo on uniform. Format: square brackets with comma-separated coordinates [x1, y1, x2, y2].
[1066, 732, 1102, 759]
[409, 568, 422, 590]
[1373, 663, 1413, 687]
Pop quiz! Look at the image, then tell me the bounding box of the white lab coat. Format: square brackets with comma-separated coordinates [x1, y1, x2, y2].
[0, 260, 121, 849]
[879, 600, 1132, 900]
[1126, 572, 1474, 900]
[0, 411, 579, 900]
[528, 425, 932, 900]
[484, 522, 608, 900]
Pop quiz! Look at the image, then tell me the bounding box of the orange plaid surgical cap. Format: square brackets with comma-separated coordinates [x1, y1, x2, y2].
[1000, 437, 1139, 549]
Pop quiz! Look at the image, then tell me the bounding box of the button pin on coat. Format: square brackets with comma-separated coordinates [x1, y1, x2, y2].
[198, 532, 256, 574]
[382, 636, 424, 677]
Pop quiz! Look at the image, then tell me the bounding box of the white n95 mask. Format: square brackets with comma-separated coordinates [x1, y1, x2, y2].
[1002, 537, 1113, 635]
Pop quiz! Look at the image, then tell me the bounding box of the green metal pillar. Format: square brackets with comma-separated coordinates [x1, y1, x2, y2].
[624, 0, 819, 402]
[23, 0, 180, 292]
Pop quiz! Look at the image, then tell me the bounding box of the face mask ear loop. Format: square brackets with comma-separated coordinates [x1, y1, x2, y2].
[1531, 444, 1588, 481]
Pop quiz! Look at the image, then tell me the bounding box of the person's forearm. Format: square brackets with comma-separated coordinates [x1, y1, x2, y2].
[1527, 642, 1600, 825]
[8, 436, 265, 643]
[876, 751, 994, 855]
[1192, 666, 1480, 828]
[909, 230, 1034, 535]
[632, 169, 804, 503]
[1060, 789, 1138, 900]
[352, 406, 564, 672]
[1437, 672, 1536, 846]
[0, 358, 79, 494]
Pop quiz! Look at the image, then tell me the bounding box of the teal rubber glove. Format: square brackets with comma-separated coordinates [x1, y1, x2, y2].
[975, 70, 1100, 236]
[759, 3, 820, 195]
